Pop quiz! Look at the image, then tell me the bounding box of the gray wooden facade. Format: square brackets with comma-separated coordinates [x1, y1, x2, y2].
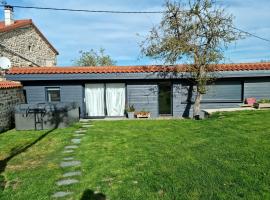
[6, 71, 270, 118]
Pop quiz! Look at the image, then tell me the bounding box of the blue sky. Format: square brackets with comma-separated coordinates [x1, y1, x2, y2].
[1, 0, 270, 66]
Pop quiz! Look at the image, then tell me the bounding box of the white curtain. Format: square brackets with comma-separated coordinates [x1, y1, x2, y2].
[85, 84, 105, 116]
[106, 83, 126, 116]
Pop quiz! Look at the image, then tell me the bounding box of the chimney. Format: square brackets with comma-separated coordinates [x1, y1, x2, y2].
[4, 5, 14, 26]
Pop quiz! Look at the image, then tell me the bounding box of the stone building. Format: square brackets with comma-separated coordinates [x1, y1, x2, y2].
[0, 5, 59, 67]
[0, 80, 24, 132]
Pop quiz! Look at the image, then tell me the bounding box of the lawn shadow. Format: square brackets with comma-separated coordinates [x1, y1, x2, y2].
[80, 189, 106, 200]
[0, 128, 56, 191]
[182, 85, 194, 118]
[0, 106, 68, 191]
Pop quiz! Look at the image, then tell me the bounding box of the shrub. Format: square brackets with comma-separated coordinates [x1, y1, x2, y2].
[126, 105, 135, 112]
[257, 99, 270, 103]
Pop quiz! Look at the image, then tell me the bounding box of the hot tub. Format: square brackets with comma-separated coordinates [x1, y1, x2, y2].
[15, 102, 80, 130]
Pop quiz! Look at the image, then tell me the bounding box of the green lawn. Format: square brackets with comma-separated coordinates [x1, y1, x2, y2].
[1, 111, 270, 199]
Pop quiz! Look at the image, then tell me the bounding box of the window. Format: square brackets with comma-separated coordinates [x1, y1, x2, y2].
[46, 87, 60, 102]
[85, 83, 126, 117]
[23, 89, 27, 103]
[28, 45, 33, 52]
[181, 81, 243, 103]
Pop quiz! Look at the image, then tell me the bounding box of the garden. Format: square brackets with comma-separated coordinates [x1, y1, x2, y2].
[0, 110, 270, 199]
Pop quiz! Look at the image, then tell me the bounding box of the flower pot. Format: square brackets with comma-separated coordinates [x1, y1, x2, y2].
[245, 98, 256, 105]
[136, 112, 151, 118]
[127, 112, 135, 119]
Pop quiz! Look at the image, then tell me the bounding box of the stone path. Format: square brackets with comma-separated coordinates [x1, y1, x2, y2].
[56, 179, 79, 186]
[82, 124, 93, 128]
[75, 130, 87, 133]
[63, 149, 74, 153]
[71, 138, 81, 144]
[73, 134, 85, 137]
[52, 123, 92, 198]
[63, 171, 82, 177]
[65, 145, 78, 149]
[63, 157, 74, 161]
[60, 161, 81, 168]
[52, 191, 73, 198]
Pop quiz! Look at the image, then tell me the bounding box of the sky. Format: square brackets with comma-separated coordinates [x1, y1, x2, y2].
[1, 0, 270, 66]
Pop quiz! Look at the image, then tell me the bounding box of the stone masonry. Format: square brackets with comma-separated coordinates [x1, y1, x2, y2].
[0, 87, 24, 132]
[0, 25, 57, 67]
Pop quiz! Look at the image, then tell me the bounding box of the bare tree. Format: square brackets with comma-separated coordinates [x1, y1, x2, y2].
[141, 0, 243, 119]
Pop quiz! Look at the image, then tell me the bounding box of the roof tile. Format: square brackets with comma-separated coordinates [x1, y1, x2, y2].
[0, 81, 22, 89]
[0, 19, 32, 32]
[0, 19, 58, 55]
[6, 63, 270, 75]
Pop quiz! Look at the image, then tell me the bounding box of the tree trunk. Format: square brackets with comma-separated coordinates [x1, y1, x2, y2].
[193, 92, 202, 120]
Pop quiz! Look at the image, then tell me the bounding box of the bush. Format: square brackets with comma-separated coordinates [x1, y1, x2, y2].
[257, 99, 270, 103]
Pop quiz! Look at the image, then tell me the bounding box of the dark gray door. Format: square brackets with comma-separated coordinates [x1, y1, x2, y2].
[159, 82, 172, 115]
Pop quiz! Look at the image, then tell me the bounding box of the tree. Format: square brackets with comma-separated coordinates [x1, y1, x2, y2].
[260, 60, 270, 63]
[74, 48, 116, 66]
[141, 0, 243, 119]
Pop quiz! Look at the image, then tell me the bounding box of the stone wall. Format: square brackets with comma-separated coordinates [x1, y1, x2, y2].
[0, 25, 57, 67]
[0, 87, 24, 132]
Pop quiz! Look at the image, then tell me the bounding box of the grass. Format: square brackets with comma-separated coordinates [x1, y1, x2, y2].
[1, 110, 270, 199]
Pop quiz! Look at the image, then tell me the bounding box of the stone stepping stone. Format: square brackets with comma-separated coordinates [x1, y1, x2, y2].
[75, 130, 86, 133]
[81, 121, 91, 123]
[73, 134, 85, 137]
[63, 171, 82, 177]
[63, 157, 74, 161]
[71, 138, 81, 144]
[64, 145, 78, 149]
[60, 161, 81, 168]
[82, 124, 94, 128]
[52, 191, 73, 198]
[63, 150, 74, 154]
[82, 125, 93, 128]
[56, 179, 79, 186]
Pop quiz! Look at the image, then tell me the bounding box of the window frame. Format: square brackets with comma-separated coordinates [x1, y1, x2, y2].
[46, 87, 61, 102]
